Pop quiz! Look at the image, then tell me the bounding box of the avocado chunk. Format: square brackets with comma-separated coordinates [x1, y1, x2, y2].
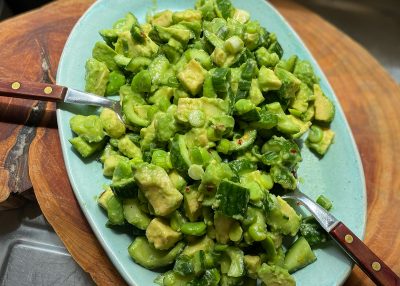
[100, 108, 125, 139]
[134, 163, 183, 216]
[314, 84, 335, 123]
[214, 213, 235, 244]
[244, 255, 261, 279]
[102, 154, 129, 177]
[306, 126, 335, 155]
[128, 236, 185, 269]
[178, 59, 206, 95]
[266, 195, 301, 236]
[117, 135, 142, 160]
[151, 10, 173, 27]
[175, 97, 228, 123]
[92, 41, 118, 71]
[85, 58, 110, 96]
[182, 235, 215, 256]
[146, 218, 182, 250]
[284, 236, 316, 273]
[184, 186, 202, 222]
[257, 263, 295, 286]
[69, 136, 105, 158]
[70, 115, 105, 143]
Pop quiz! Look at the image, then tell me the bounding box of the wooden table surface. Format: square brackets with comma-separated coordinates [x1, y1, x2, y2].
[0, 0, 399, 285]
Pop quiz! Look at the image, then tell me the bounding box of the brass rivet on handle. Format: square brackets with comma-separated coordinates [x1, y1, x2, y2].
[44, 86, 53, 94]
[372, 261, 381, 272]
[11, 82, 21, 90]
[345, 234, 353, 244]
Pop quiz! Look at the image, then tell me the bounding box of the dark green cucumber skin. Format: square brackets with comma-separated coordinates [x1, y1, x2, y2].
[170, 134, 191, 179]
[216, 180, 249, 218]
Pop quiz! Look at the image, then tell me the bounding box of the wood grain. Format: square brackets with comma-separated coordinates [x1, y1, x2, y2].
[330, 222, 400, 286]
[0, 0, 396, 284]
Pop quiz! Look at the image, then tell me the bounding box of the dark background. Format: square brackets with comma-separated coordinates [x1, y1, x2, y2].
[0, 0, 399, 83]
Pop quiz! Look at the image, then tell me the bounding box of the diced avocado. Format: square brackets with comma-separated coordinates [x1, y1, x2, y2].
[169, 171, 187, 192]
[257, 263, 295, 286]
[185, 49, 213, 70]
[258, 66, 282, 92]
[103, 154, 129, 177]
[184, 186, 202, 222]
[276, 55, 298, 73]
[266, 195, 301, 236]
[313, 84, 335, 123]
[139, 119, 156, 150]
[151, 10, 173, 27]
[146, 218, 182, 250]
[85, 58, 109, 96]
[211, 47, 227, 67]
[92, 41, 118, 71]
[266, 102, 300, 135]
[293, 60, 318, 89]
[117, 135, 142, 159]
[115, 30, 159, 58]
[134, 163, 183, 216]
[106, 192, 125, 225]
[175, 97, 228, 124]
[290, 83, 312, 114]
[214, 213, 235, 244]
[123, 198, 151, 230]
[125, 56, 152, 73]
[244, 255, 261, 279]
[182, 235, 215, 256]
[200, 161, 234, 193]
[155, 25, 192, 45]
[214, 180, 249, 219]
[100, 108, 125, 139]
[69, 136, 105, 158]
[255, 47, 279, 67]
[223, 247, 245, 277]
[274, 67, 301, 101]
[177, 59, 206, 95]
[283, 236, 317, 273]
[148, 87, 174, 112]
[173, 9, 202, 23]
[128, 237, 185, 269]
[69, 115, 105, 143]
[306, 126, 335, 155]
[287, 115, 312, 139]
[248, 79, 265, 106]
[161, 271, 194, 286]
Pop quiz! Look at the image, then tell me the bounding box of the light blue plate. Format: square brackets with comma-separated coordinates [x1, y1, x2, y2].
[56, 0, 367, 285]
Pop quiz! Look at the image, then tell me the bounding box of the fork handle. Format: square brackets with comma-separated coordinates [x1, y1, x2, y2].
[0, 79, 67, 102]
[330, 222, 400, 286]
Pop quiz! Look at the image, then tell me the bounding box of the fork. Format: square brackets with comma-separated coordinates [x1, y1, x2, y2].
[0, 79, 124, 122]
[282, 189, 400, 286]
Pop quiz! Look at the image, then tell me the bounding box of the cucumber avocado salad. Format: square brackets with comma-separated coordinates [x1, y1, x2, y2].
[68, 0, 336, 284]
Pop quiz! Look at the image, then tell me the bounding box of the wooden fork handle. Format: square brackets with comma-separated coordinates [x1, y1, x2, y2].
[0, 79, 67, 102]
[330, 222, 400, 286]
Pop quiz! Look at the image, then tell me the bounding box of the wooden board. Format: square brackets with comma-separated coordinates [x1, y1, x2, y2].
[0, 0, 398, 284]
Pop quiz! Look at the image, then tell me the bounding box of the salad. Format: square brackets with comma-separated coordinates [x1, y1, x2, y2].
[68, 0, 336, 284]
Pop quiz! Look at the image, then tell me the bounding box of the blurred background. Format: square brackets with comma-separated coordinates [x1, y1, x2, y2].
[1, 0, 399, 83]
[0, 0, 399, 285]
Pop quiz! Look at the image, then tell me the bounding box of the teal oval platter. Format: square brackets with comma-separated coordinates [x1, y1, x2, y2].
[56, 0, 367, 285]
